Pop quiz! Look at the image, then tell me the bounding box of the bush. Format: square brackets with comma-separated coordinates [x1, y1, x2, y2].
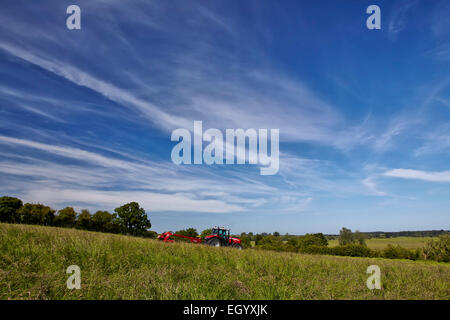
[382, 245, 418, 260]
[298, 245, 332, 255]
[256, 235, 296, 252]
[239, 234, 252, 247]
[142, 230, 158, 239]
[422, 235, 450, 262]
[331, 244, 374, 257]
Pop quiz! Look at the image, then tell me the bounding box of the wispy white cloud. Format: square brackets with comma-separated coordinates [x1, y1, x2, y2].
[388, 0, 419, 41]
[278, 154, 389, 197]
[362, 177, 387, 196]
[21, 188, 244, 213]
[0, 135, 164, 172]
[371, 114, 423, 152]
[415, 123, 450, 156]
[0, 2, 374, 152]
[384, 168, 450, 182]
[426, 43, 450, 61]
[0, 42, 191, 131]
[0, 39, 361, 150]
[435, 97, 450, 108]
[430, 1, 450, 39]
[0, 135, 289, 213]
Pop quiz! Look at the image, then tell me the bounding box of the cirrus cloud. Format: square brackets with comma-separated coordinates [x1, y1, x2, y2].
[384, 169, 450, 183]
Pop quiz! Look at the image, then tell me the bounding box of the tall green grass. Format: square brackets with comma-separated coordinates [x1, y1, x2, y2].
[0, 223, 449, 299]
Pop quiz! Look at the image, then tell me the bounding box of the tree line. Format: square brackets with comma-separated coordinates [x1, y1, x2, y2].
[239, 228, 449, 262]
[325, 229, 449, 239]
[0, 196, 155, 238]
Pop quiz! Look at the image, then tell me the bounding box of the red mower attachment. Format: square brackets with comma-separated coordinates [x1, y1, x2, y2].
[157, 227, 242, 249]
[157, 231, 202, 243]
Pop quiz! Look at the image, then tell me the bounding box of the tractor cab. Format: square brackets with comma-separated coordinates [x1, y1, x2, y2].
[211, 227, 229, 241]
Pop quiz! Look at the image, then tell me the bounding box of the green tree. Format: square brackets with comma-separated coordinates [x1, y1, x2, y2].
[55, 207, 77, 228]
[339, 227, 355, 245]
[92, 210, 115, 232]
[76, 209, 92, 230]
[16, 203, 55, 225]
[114, 202, 151, 236]
[298, 233, 328, 248]
[176, 228, 198, 237]
[0, 196, 23, 223]
[273, 231, 280, 237]
[200, 228, 213, 238]
[354, 230, 366, 245]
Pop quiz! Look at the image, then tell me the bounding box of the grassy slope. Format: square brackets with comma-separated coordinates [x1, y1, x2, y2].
[0, 223, 449, 300]
[328, 237, 439, 249]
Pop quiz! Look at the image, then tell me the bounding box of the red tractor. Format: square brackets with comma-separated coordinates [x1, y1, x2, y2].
[157, 226, 243, 250]
[204, 227, 243, 249]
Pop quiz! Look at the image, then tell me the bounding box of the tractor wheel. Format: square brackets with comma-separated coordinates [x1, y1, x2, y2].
[232, 243, 243, 250]
[207, 238, 221, 247]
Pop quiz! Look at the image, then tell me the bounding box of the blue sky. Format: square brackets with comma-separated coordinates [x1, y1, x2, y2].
[0, 0, 449, 234]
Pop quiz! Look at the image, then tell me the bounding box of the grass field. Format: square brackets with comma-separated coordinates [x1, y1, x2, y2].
[328, 237, 439, 249]
[0, 223, 449, 299]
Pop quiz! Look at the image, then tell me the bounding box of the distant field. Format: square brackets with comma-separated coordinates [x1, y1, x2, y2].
[328, 237, 439, 249]
[0, 223, 449, 299]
